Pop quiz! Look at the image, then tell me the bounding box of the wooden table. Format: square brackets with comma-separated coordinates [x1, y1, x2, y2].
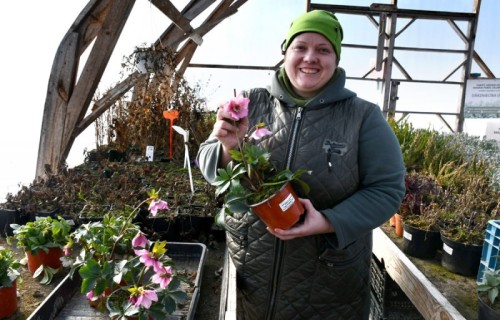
[373, 227, 476, 320]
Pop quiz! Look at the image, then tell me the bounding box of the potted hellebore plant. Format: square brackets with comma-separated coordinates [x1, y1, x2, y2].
[9, 215, 71, 283]
[213, 96, 310, 230]
[104, 232, 189, 320]
[0, 247, 21, 318]
[65, 189, 188, 319]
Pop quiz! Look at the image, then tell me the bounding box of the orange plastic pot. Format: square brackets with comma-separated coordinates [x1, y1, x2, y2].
[394, 213, 403, 238]
[26, 247, 64, 273]
[250, 182, 304, 230]
[0, 280, 17, 318]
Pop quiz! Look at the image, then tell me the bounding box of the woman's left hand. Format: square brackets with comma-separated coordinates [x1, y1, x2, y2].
[267, 198, 335, 240]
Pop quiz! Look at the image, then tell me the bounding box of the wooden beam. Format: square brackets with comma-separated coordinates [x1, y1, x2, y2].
[74, 72, 147, 136]
[36, 0, 113, 178]
[151, 0, 203, 45]
[36, 32, 80, 177]
[61, 0, 136, 164]
[157, 0, 216, 50]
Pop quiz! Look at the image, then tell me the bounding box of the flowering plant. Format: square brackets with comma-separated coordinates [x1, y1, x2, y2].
[0, 247, 21, 287]
[65, 189, 188, 319]
[213, 96, 310, 216]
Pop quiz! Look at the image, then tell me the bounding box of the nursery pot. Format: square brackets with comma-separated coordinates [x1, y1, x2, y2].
[394, 213, 403, 238]
[440, 233, 482, 277]
[478, 293, 500, 320]
[0, 208, 19, 237]
[0, 280, 17, 318]
[250, 182, 304, 230]
[26, 247, 64, 273]
[402, 224, 442, 259]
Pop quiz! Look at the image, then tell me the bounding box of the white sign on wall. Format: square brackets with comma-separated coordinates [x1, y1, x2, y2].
[464, 79, 500, 118]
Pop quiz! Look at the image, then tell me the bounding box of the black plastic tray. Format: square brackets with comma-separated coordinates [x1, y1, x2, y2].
[27, 242, 207, 320]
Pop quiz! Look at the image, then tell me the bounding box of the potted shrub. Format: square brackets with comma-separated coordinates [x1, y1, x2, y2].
[0, 247, 21, 318]
[213, 96, 310, 230]
[10, 215, 72, 281]
[399, 172, 444, 259]
[438, 176, 500, 276]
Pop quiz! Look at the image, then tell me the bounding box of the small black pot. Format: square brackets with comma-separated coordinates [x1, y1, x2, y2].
[441, 232, 482, 277]
[402, 223, 442, 259]
[478, 293, 500, 320]
[0, 208, 19, 237]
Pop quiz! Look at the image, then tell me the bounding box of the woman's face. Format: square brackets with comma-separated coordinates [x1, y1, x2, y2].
[284, 32, 337, 98]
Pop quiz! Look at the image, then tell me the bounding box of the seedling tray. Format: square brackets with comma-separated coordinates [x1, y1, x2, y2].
[27, 242, 207, 320]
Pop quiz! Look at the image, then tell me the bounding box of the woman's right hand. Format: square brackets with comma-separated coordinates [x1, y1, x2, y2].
[211, 103, 249, 164]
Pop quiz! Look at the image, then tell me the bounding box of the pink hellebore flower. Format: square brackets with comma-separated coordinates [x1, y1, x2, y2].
[148, 199, 169, 217]
[130, 289, 158, 309]
[151, 265, 173, 289]
[132, 232, 149, 248]
[224, 96, 249, 121]
[86, 290, 104, 302]
[250, 127, 272, 140]
[63, 245, 71, 257]
[134, 249, 162, 270]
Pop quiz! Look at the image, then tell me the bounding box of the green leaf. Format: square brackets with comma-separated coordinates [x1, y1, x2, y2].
[170, 290, 188, 303]
[162, 296, 177, 314]
[33, 264, 44, 279]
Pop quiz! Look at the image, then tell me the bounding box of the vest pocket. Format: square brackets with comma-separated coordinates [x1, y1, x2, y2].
[225, 223, 248, 249]
[316, 244, 371, 304]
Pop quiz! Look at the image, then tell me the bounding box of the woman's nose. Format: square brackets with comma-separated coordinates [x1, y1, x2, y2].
[303, 49, 318, 62]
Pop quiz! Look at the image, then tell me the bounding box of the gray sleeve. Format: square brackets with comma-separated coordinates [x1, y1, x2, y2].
[196, 138, 222, 184]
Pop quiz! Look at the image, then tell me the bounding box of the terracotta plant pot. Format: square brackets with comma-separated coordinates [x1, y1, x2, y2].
[0, 280, 17, 318]
[26, 247, 64, 273]
[394, 214, 403, 238]
[389, 214, 396, 227]
[250, 182, 304, 230]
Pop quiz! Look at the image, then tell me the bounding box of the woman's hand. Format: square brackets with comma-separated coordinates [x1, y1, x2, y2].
[211, 102, 249, 166]
[267, 198, 335, 240]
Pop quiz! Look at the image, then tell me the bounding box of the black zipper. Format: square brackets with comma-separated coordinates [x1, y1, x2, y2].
[265, 106, 304, 320]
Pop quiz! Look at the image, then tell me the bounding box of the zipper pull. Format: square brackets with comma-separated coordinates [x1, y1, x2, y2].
[296, 107, 303, 120]
[327, 152, 332, 172]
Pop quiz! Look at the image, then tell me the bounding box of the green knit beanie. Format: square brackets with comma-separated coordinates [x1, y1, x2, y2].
[282, 10, 344, 60]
